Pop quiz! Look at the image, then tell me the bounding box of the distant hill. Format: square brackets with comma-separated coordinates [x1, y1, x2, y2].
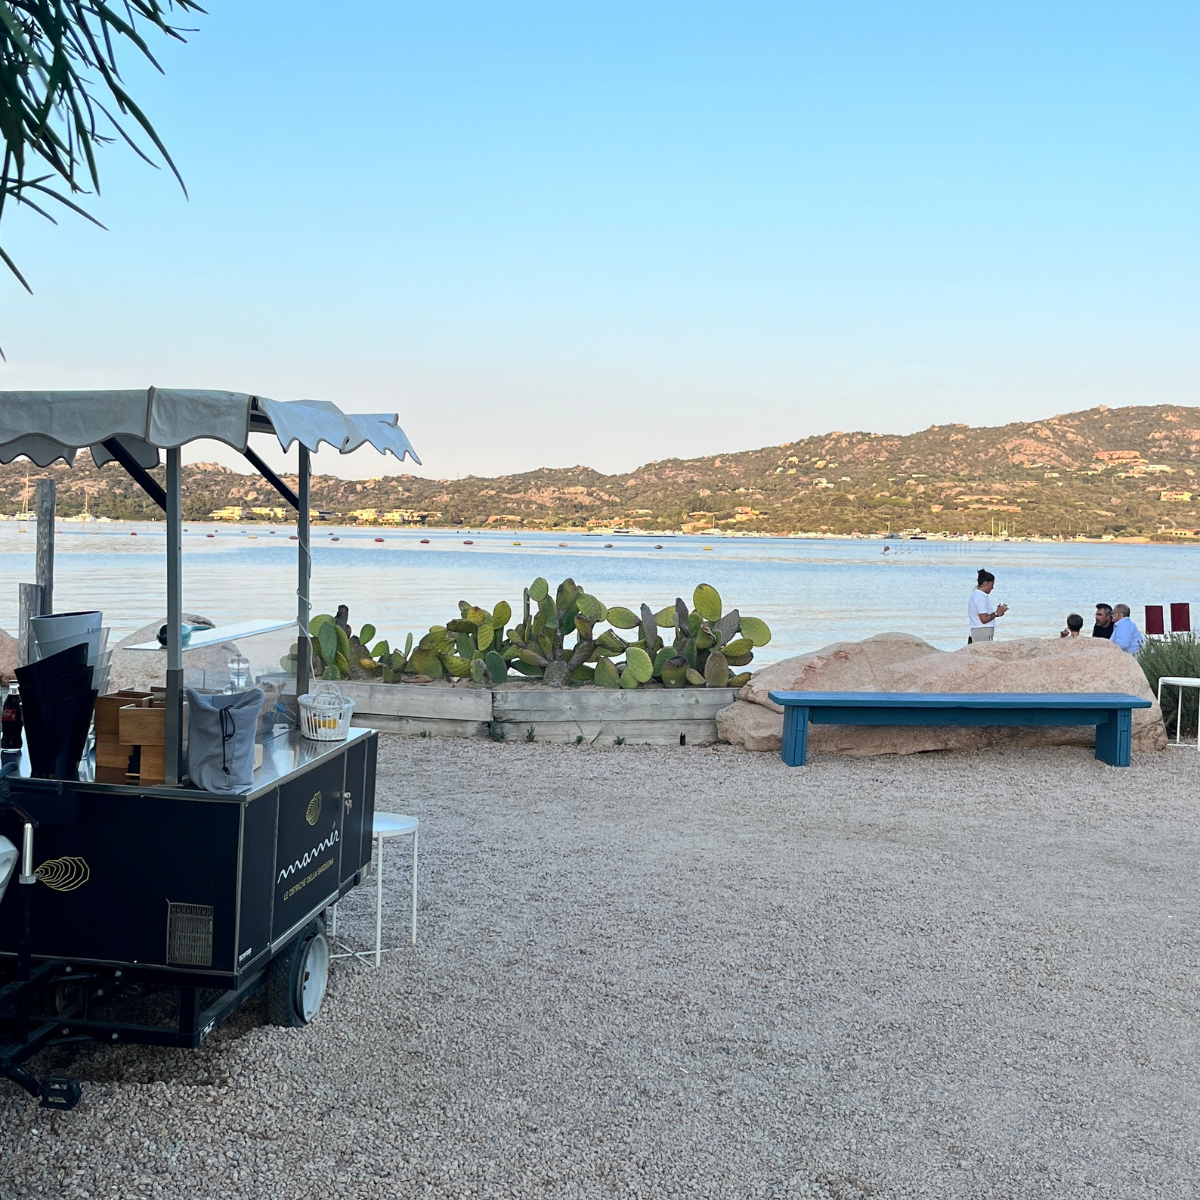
[4, 403, 1200, 538]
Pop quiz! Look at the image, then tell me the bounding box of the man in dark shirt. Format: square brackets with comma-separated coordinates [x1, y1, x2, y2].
[1093, 603, 1114, 639]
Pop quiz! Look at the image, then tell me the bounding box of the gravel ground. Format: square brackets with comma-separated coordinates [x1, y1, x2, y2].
[3, 737, 1200, 1199]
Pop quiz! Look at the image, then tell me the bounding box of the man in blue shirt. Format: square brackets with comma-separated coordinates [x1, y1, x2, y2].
[1110, 604, 1143, 654]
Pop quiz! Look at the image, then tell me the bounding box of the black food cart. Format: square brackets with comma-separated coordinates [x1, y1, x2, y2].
[0, 390, 419, 1109]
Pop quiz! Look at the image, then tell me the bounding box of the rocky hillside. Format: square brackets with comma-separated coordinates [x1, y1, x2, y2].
[4, 404, 1200, 538]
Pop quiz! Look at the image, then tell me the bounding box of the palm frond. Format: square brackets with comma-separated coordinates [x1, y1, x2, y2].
[0, 0, 204, 289]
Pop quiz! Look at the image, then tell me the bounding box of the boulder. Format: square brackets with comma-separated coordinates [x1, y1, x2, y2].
[109, 615, 241, 694]
[718, 634, 1167, 757]
[0, 627, 17, 685]
[739, 632, 938, 713]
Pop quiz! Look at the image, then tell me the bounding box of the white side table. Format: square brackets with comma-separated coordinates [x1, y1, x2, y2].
[1157, 677, 1200, 749]
[331, 813, 419, 967]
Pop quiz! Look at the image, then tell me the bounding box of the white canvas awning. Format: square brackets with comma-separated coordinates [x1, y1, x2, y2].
[0, 388, 420, 467]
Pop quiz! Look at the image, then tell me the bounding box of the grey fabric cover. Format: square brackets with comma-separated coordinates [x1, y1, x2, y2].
[0, 389, 419, 467]
[0, 835, 16, 905]
[186, 688, 265, 795]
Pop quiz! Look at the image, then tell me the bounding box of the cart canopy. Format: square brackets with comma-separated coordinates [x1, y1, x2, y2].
[0, 390, 419, 468]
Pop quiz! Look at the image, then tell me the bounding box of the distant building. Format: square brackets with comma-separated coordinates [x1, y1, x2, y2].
[1094, 450, 1144, 463]
[1160, 491, 1193, 502]
[209, 505, 246, 520]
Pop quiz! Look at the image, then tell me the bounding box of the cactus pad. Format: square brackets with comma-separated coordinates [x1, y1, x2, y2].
[738, 617, 772, 646]
[703, 649, 730, 687]
[693, 584, 722, 622]
[624, 645, 654, 683]
[595, 657, 621, 688]
[606, 606, 639, 629]
[485, 650, 508, 684]
[661, 657, 689, 688]
[358, 623, 376, 645]
[528, 577, 549, 602]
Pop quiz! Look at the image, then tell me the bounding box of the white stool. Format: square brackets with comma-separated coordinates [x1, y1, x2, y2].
[1157, 676, 1200, 749]
[331, 813, 418, 967]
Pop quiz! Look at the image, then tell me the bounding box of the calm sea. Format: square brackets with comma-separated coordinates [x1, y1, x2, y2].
[2, 523, 1197, 672]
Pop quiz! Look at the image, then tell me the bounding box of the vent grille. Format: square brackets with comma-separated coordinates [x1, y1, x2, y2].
[166, 902, 214, 966]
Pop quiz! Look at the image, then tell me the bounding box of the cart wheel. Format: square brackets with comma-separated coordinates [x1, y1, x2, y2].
[265, 919, 329, 1027]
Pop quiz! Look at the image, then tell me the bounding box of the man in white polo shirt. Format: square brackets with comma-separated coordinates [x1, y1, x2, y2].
[968, 568, 1007, 644]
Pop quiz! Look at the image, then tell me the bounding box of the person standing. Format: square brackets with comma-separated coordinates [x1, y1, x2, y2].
[1110, 604, 1144, 654]
[968, 569, 1007, 644]
[1092, 603, 1114, 639]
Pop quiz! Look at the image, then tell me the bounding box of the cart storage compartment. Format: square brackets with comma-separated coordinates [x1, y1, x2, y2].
[0, 730, 377, 981]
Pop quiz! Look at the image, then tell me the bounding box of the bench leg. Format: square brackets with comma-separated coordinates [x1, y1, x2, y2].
[780, 706, 809, 767]
[1095, 709, 1133, 767]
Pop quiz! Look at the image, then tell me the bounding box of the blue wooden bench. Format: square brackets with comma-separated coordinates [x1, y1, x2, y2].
[767, 691, 1153, 768]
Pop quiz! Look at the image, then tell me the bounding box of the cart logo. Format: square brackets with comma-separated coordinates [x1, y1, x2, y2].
[277, 830, 340, 884]
[35, 856, 90, 892]
[305, 791, 322, 826]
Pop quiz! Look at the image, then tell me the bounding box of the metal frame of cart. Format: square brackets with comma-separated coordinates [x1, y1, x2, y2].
[0, 389, 418, 1108]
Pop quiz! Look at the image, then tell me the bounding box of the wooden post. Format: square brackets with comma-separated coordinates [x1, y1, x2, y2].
[17, 583, 43, 667]
[35, 479, 54, 615]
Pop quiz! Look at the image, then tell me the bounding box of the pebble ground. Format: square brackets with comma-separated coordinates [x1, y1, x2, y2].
[3, 737, 1199, 1198]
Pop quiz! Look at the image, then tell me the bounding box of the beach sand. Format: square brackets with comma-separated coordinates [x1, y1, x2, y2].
[4, 736, 1198, 1198]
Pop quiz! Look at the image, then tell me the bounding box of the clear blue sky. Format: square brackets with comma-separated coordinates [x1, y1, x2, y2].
[1, 2, 1196, 479]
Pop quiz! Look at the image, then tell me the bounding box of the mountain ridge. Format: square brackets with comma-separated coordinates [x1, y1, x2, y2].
[4, 403, 1200, 538]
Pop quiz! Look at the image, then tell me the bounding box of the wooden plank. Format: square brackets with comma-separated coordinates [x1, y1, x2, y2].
[350, 714, 489, 739]
[120, 703, 165, 746]
[35, 479, 54, 614]
[493, 687, 739, 723]
[299, 681, 493, 721]
[17, 583, 42, 668]
[492, 718, 720, 746]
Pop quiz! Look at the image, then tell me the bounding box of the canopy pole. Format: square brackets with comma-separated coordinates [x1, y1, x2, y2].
[165, 449, 184, 785]
[35, 480, 54, 615]
[296, 448, 312, 698]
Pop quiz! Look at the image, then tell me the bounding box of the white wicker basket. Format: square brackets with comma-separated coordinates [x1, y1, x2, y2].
[298, 683, 355, 742]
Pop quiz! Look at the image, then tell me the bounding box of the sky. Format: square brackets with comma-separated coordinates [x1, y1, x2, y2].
[1, 2, 1197, 480]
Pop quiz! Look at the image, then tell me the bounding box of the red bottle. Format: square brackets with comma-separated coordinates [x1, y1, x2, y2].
[1, 682, 23, 751]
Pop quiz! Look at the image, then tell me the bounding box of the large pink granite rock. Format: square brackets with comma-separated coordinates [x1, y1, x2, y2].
[717, 634, 1167, 756]
[0, 627, 17, 685]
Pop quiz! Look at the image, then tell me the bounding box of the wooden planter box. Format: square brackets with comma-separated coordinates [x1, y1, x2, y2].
[491, 685, 740, 745]
[283, 681, 740, 745]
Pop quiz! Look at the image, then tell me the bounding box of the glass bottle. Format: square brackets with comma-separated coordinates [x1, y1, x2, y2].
[1, 681, 23, 751]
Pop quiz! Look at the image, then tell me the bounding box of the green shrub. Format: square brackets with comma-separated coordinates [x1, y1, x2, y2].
[1137, 633, 1200, 737]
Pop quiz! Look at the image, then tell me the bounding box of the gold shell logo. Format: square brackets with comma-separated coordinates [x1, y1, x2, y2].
[305, 791, 322, 826]
[35, 857, 90, 892]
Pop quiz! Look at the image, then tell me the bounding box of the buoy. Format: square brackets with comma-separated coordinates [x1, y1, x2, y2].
[420, 538, 430, 544]
[604, 543, 613, 548]
[206, 533, 214, 538]
[331, 536, 340, 542]
[512, 541, 521, 546]
[559, 542, 568, 547]
[131, 531, 137, 536]
[248, 535, 258, 539]
[703, 545, 713, 551]
[654, 544, 663, 549]
[463, 540, 473, 545]
[375, 537, 384, 543]
[269, 530, 275, 535]
[289, 535, 298, 540]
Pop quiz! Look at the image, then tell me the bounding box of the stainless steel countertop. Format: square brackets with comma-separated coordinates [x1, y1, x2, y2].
[1, 726, 374, 802]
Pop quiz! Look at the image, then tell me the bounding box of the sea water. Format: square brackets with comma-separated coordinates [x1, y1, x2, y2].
[1, 523, 1197, 670]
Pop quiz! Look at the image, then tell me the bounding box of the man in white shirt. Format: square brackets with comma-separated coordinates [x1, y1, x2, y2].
[968, 568, 1008, 644]
[1109, 604, 1143, 654]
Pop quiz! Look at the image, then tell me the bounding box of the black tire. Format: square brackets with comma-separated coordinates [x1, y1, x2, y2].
[265, 918, 329, 1028]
